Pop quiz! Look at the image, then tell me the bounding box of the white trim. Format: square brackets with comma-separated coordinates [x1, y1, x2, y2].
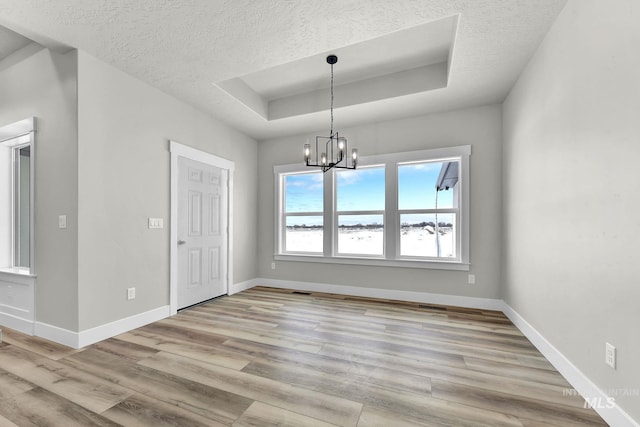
[170, 144, 179, 315]
[459, 149, 470, 264]
[361, 145, 471, 166]
[228, 279, 258, 295]
[255, 277, 502, 311]
[0, 312, 34, 335]
[0, 270, 36, 282]
[227, 168, 234, 292]
[169, 140, 234, 315]
[77, 305, 170, 348]
[0, 117, 35, 143]
[29, 129, 36, 274]
[34, 321, 77, 348]
[1, 119, 37, 275]
[501, 302, 640, 427]
[35, 305, 171, 349]
[273, 145, 471, 268]
[273, 254, 470, 271]
[0, 266, 35, 334]
[170, 141, 235, 172]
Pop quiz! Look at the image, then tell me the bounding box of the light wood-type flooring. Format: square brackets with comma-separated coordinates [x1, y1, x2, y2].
[0, 286, 608, 426]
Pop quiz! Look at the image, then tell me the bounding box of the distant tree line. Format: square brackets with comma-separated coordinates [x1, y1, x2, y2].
[401, 221, 453, 228]
[338, 224, 383, 230]
[287, 224, 323, 230]
[286, 221, 453, 230]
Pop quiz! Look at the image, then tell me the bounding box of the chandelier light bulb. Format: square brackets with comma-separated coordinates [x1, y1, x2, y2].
[304, 143, 311, 164]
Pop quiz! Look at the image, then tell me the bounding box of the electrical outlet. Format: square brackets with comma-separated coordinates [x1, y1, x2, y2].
[271, 262, 276, 270]
[127, 287, 136, 300]
[468, 274, 476, 284]
[605, 343, 616, 369]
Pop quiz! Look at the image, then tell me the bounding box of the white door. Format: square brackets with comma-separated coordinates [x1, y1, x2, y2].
[177, 157, 228, 309]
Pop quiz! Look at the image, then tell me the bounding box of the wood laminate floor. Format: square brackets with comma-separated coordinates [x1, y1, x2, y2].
[0, 286, 607, 426]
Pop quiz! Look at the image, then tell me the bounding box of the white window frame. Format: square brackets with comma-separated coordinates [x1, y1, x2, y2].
[334, 164, 386, 258]
[274, 145, 470, 271]
[278, 169, 324, 255]
[396, 158, 460, 261]
[0, 117, 37, 276]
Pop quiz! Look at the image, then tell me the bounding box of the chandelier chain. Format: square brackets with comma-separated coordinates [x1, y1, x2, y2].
[330, 62, 334, 137]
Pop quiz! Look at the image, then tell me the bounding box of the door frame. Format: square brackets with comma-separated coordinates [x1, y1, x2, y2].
[169, 140, 234, 315]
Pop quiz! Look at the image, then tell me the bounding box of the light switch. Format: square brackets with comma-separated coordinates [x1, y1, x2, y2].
[58, 215, 67, 229]
[148, 218, 163, 229]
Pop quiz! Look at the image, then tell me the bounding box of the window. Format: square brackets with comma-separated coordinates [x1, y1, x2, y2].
[281, 171, 323, 253]
[274, 145, 470, 270]
[398, 160, 458, 259]
[336, 166, 385, 256]
[0, 118, 36, 274]
[14, 145, 31, 268]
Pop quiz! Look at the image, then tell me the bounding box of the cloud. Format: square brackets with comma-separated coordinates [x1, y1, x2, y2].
[337, 168, 383, 186]
[286, 172, 323, 190]
[308, 173, 324, 190]
[401, 162, 441, 172]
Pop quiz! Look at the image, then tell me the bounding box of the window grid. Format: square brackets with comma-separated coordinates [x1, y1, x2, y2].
[274, 145, 470, 268]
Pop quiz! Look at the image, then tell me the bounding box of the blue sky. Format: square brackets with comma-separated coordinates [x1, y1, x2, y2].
[398, 162, 453, 210]
[285, 162, 455, 226]
[337, 167, 385, 211]
[285, 173, 323, 212]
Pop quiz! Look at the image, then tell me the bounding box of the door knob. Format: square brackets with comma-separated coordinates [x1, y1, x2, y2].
[178, 240, 187, 245]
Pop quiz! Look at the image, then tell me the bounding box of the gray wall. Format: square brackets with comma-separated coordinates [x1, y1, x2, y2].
[503, 0, 640, 419]
[0, 46, 79, 331]
[258, 104, 502, 298]
[76, 51, 258, 330]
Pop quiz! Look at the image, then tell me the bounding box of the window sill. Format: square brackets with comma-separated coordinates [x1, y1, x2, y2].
[0, 267, 36, 278]
[274, 254, 470, 271]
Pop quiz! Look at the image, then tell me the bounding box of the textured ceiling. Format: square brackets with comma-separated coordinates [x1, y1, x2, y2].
[0, 0, 567, 140]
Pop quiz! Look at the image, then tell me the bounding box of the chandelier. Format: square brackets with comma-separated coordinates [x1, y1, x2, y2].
[304, 55, 357, 173]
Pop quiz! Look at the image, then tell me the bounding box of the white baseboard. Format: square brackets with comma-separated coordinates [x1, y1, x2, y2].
[255, 277, 504, 311]
[0, 312, 34, 336]
[34, 321, 78, 348]
[35, 305, 171, 349]
[229, 279, 258, 295]
[501, 302, 639, 427]
[77, 305, 171, 348]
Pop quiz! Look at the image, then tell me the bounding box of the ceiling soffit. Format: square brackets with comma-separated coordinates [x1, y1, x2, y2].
[217, 15, 457, 122]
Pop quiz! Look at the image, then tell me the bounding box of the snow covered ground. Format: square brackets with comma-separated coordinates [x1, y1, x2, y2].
[285, 227, 454, 258]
